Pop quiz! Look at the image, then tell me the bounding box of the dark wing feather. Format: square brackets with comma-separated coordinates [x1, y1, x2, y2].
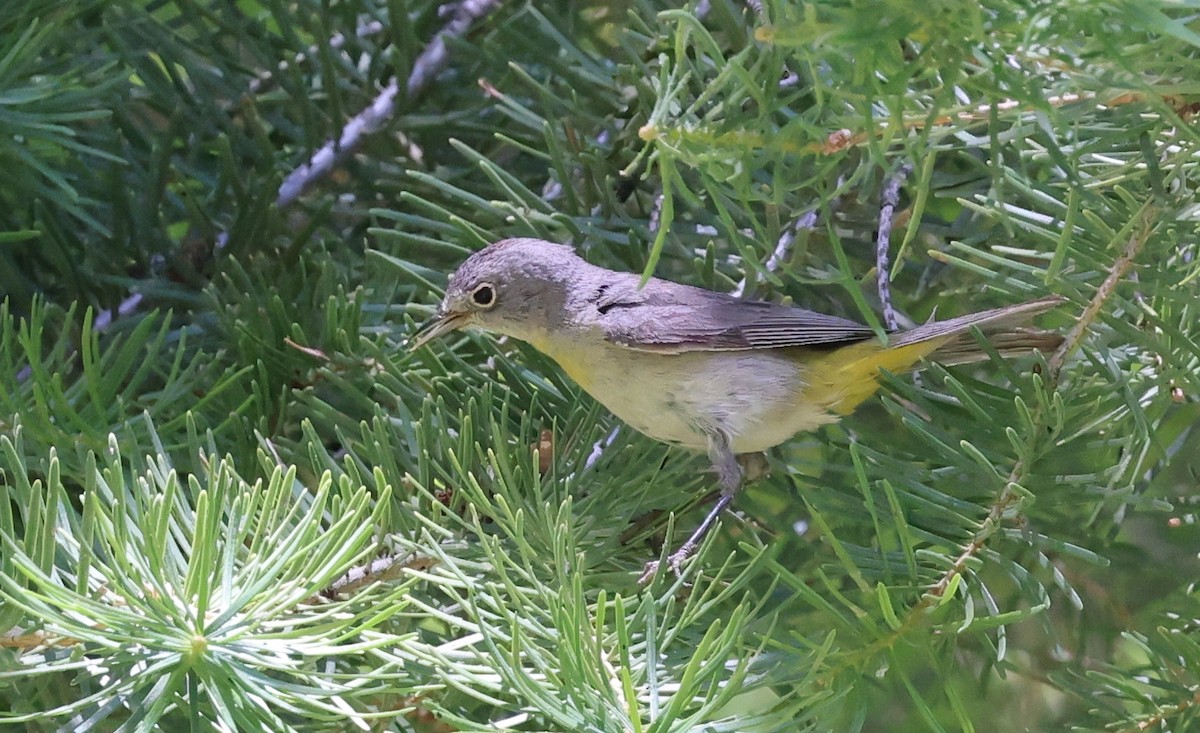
[594, 276, 875, 353]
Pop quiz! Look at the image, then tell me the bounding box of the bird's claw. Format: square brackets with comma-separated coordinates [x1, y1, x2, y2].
[637, 560, 661, 586]
[638, 547, 693, 586]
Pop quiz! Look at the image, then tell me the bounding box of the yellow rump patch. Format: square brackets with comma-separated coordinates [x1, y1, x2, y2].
[805, 338, 949, 416]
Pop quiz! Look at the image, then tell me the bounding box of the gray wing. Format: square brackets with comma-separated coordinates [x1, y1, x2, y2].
[592, 276, 876, 353]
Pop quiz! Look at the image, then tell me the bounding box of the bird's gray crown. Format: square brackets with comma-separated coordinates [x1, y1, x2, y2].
[446, 238, 581, 297]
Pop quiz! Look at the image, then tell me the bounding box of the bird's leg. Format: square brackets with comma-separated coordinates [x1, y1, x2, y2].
[639, 433, 746, 584]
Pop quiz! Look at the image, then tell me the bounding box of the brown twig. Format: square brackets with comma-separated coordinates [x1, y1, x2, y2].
[1049, 212, 1152, 377]
[639, 89, 1155, 158]
[0, 629, 81, 650]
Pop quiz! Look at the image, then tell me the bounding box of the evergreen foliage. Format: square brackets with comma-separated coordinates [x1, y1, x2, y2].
[2, 0, 1198, 730]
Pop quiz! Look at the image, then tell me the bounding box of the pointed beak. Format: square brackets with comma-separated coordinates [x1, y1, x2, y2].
[408, 311, 469, 351]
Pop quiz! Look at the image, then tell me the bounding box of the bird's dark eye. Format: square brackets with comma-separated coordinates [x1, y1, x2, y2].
[471, 283, 496, 308]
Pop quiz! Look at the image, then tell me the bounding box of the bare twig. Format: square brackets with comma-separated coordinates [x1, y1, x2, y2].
[316, 552, 439, 601]
[277, 0, 505, 206]
[730, 210, 818, 298]
[95, 4, 502, 333]
[1, 628, 80, 650]
[875, 162, 913, 331]
[412, 0, 503, 96]
[275, 78, 400, 206]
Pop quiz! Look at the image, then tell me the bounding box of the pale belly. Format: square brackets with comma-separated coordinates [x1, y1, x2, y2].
[542, 342, 838, 454]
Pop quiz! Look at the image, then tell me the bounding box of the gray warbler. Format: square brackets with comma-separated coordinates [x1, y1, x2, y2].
[411, 237, 1064, 581]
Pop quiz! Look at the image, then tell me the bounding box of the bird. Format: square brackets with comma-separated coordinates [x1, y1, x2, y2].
[411, 237, 1064, 581]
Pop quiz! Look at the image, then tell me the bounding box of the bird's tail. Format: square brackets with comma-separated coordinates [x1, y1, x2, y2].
[815, 295, 1065, 416]
[890, 295, 1066, 364]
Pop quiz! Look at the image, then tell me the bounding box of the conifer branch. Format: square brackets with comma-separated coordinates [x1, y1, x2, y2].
[915, 208, 1152, 613]
[1123, 691, 1200, 733]
[1049, 209, 1153, 377]
[6, 1, 1199, 728]
[814, 204, 1156, 681]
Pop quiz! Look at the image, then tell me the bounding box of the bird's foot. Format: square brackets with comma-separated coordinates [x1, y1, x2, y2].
[637, 559, 662, 586]
[638, 541, 696, 586]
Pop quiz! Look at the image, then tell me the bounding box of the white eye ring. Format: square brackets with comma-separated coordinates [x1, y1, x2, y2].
[471, 283, 497, 309]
